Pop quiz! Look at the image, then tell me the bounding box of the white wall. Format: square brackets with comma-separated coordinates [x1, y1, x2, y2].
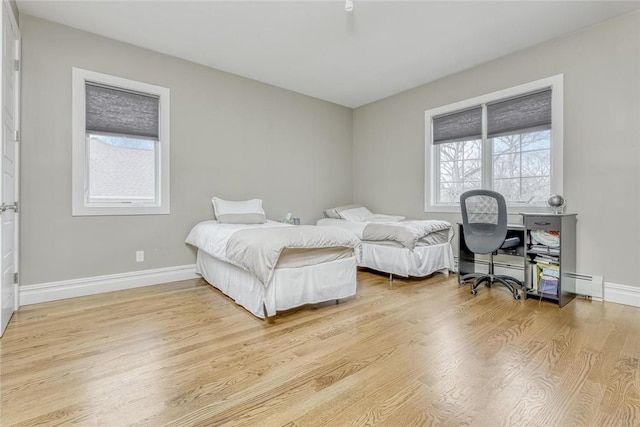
[8, 1, 18, 23]
[20, 15, 353, 286]
[353, 11, 640, 287]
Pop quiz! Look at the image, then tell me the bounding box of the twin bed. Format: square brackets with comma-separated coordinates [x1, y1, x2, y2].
[317, 205, 454, 279]
[186, 198, 454, 319]
[186, 198, 360, 318]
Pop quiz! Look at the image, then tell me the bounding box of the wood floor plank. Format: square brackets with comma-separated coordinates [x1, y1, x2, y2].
[1, 271, 640, 426]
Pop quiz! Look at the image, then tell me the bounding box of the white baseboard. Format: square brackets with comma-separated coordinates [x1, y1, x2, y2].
[17, 265, 640, 309]
[19, 264, 198, 306]
[604, 282, 640, 308]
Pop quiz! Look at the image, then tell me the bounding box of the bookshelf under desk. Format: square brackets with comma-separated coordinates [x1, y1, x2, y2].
[521, 213, 577, 308]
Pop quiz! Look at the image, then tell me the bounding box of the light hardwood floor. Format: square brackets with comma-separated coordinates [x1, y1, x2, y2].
[1, 270, 639, 426]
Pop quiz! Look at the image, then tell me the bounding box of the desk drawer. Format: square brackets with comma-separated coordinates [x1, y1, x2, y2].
[524, 215, 561, 231]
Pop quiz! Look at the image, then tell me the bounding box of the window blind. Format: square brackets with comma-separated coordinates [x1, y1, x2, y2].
[487, 89, 551, 138]
[85, 82, 160, 139]
[432, 106, 482, 145]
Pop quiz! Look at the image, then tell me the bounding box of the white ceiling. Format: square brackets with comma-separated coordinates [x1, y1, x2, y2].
[17, 1, 640, 108]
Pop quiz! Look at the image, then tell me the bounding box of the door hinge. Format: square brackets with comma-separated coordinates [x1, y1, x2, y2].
[13, 130, 18, 142]
[13, 272, 18, 284]
[13, 59, 19, 72]
[0, 202, 18, 213]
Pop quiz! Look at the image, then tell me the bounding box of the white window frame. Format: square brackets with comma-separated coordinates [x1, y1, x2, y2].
[72, 68, 170, 216]
[424, 74, 563, 213]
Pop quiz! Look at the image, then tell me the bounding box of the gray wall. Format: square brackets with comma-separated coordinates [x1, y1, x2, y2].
[20, 15, 353, 285]
[20, 11, 640, 288]
[8, 1, 18, 24]
[353, 11, 640, 287]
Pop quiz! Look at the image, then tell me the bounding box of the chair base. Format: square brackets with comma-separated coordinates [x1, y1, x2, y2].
[459, 273, 522, 300]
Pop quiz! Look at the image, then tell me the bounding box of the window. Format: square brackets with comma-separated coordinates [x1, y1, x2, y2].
[425, 75, 563, 212]
[72, 68, 170, 215]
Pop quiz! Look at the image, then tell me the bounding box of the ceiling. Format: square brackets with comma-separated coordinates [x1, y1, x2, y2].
[17, 1, 640, 108]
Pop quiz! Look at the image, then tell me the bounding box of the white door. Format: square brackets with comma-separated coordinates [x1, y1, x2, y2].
[0, 3, 20, 337]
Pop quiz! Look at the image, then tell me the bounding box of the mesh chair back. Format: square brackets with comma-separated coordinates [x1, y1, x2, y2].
[460, 190, 508, 254]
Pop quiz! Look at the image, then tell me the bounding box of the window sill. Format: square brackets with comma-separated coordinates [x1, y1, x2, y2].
[425, 204, 554, 215]
[72, 205, 170, 216]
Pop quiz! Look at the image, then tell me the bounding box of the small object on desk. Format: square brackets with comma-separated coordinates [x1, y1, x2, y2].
[547, 194, 565, 214]
[281, 213, 297, 225]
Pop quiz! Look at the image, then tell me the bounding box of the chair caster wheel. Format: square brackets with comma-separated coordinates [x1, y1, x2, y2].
[471, 289, 477, 295]
[514, 294, 521, 300]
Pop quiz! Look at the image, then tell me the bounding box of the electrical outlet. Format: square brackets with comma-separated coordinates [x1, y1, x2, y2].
[136, 251, 144, 262]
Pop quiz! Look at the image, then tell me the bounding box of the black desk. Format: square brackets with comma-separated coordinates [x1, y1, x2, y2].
[457, 223, 526, 283]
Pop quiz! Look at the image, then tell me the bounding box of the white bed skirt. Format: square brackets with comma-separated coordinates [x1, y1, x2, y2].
[359, 242, 454, 277]
[196, 251, 357, 318]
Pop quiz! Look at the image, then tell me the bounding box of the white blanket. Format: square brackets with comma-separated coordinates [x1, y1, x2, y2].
[317, 218, 454, 249]
[186, 220, 360, 285]
[186, 220, 284, 262]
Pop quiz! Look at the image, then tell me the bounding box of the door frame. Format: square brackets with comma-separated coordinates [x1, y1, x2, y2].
[12, 12, 19, 312]
[4, 0, 20, 313]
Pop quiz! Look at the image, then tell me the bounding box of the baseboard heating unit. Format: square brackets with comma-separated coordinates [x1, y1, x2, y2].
[567, 272, 604, 300]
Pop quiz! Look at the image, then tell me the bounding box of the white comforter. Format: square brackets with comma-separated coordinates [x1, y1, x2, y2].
[186, 220, 285, 262]
[317, 218, 454, 249]
[186, 220, 360, 285]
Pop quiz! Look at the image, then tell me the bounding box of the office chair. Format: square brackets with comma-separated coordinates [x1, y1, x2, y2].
[459, 190, 522, 299]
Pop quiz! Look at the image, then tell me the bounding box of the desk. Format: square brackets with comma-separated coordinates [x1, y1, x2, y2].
[457, 223, 526, 283]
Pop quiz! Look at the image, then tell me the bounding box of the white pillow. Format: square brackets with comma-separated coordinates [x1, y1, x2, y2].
[324, 204, 362, 219]
[211, 197, 266, 224]
[339, 206, 375, 222]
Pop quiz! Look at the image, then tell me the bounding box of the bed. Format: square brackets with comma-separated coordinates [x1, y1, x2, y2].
[185, 198, 360, 319]
[317, 205, 455, 279]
